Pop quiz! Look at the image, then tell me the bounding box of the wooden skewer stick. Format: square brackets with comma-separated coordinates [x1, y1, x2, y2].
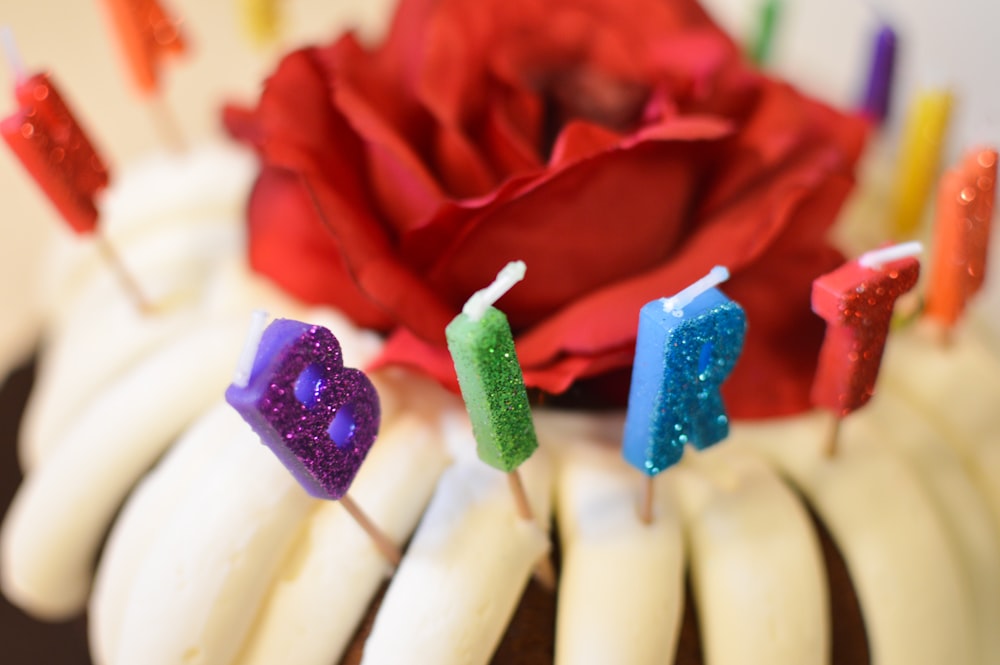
[147, 94, 185, 152]
[637, 475, 655, 525]
[507, 470, 556, 590]
[340, 493, 402, 567]
[95, 232, 153, 314]
[823, 415, 843, 458]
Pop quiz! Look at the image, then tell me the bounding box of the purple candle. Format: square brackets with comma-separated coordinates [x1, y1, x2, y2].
[860, 24, 897, 124]
[225, 316, 380, 501]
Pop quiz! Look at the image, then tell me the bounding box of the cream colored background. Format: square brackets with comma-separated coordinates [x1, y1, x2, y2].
[0, 0, 997, 375]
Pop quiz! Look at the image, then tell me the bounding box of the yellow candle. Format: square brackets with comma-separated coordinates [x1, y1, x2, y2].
[240, 0, 282, 47]
[890, 89, 954, 238]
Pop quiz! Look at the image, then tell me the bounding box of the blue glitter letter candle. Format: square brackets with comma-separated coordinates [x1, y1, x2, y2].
[225, 313, 381, 501]
[622, 266, 747, 476]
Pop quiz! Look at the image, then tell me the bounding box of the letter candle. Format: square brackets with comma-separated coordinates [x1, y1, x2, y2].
[859, 23, 897, 124]
[0, 28, 150, 312]
[445, 261, 539, 517]
[98, 0, 187, 149]
[445, 262, 555, 587]
[924, 147, 997, 340]
[239, 0, 282, 47]
[225, 312, 401, 566]
[891, 89, 954, 238]
[749, 0, 782, 66]
[621, 266, 746, 524]
[811, 242, 921, 456]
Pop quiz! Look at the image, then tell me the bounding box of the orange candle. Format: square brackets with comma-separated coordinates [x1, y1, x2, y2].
[964, 148, 997, 295]
[924, 168, 971, 327]
[924, 147, 997, 328]
[100, 0, 186, 94]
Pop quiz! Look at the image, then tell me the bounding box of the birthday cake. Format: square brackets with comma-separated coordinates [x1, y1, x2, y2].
[2, 0, 1000, 664]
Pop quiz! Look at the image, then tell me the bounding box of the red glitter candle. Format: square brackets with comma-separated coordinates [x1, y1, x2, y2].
[100, 0, 187, 94]
[811, 244, 921, 417]
[1, 72, 110, 233]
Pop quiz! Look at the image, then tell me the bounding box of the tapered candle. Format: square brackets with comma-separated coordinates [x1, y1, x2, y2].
[891, 89, 954, 237]
[812, 242, 921, 455]
[226, 312, 401, 565]
[859, 24, 897, 124]
[621, 266, 746, 523]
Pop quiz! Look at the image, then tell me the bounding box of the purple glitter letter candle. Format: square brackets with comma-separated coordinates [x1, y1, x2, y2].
[225, 315, 380, 501]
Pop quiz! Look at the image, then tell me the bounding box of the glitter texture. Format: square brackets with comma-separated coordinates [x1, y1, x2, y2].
[622, 288, 746, 476]
[104, 0, 187, 93]
[811, 256, 919, 416]
[225, 319, 380, 500]
[0, 73, 109, 233]
[446, 306, 538, 472]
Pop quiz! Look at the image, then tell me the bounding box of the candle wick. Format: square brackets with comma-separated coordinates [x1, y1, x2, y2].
[232, 309, 269, 388]
[462, 260, 527, 322]
[0, 26, 26, 83]
[859, 240, 923, 269]
[662, 265, 730, 315]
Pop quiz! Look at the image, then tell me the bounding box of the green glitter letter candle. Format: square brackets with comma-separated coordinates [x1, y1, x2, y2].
[446, 261, 538, 473]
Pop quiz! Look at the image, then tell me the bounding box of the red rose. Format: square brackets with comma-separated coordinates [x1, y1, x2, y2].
[225, 0, 868, 418]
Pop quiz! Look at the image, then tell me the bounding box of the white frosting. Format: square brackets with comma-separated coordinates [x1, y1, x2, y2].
[548, 410, 685, 665]
[234, 410, 452, 665]
[674, 447, 829, 665]
[361, 449, 552, 665]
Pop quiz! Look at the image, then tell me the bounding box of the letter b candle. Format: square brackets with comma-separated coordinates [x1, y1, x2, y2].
[225, 317, 380, 501]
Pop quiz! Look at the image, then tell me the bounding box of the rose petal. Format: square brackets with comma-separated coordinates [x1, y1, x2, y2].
[245, 168, 390, 329]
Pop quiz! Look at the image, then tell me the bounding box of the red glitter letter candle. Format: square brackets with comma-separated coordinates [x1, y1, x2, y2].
[811, 242, 921, 417]
[100, 0, 187, 94]
[1, 72, 110, 233]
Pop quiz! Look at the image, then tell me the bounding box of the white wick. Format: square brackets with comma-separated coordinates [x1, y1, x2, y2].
[0, 27, 26, 82]
[858, 241, 923, 269]
[232, 309, 269, 388]
[662, 265, 730, 316]
[462, 260, 526, 322]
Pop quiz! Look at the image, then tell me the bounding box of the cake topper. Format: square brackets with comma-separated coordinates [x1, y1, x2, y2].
[812, 242, 921, 455]
[0, 27, 151, 313]
[621, 266, 746, 524]
[446, 260, 555, 587]
[226, 311, 401, 565]
[924, 147, 997, 341]
[859, 23, 897, 124]
[891, 89, 953, 238]
[98, 0, 187, 150]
